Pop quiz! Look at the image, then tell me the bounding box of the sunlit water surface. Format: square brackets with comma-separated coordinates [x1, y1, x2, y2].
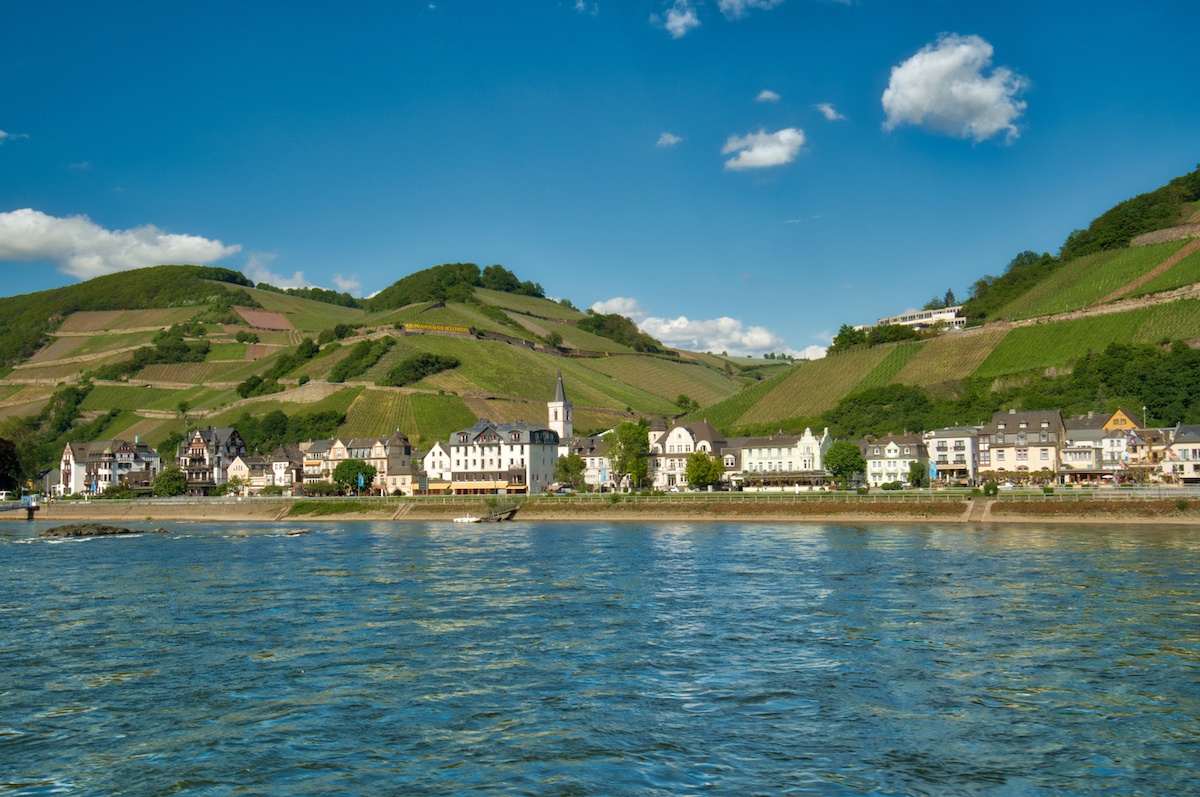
[2, 521, 1198, 796]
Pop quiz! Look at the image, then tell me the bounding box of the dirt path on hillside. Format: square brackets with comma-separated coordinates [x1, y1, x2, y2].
[1099, 238, 1200, 303]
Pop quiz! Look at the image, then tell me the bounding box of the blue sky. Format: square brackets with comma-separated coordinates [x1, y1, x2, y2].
[2, 1, 1197, 357]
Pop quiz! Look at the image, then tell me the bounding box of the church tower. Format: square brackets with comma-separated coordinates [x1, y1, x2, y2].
[548, 370, 573, 441]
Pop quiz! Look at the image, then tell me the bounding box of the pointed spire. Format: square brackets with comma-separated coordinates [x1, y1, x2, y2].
[554, 370, 567, 403]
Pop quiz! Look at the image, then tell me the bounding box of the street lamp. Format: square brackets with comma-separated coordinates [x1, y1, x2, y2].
[1143, 405, 1148, 429]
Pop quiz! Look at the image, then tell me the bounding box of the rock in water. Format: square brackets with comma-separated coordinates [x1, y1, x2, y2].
[39, 524, 170, 538]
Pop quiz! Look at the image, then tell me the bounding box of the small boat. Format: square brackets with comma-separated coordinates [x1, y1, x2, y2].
[453, 515, 482, 523]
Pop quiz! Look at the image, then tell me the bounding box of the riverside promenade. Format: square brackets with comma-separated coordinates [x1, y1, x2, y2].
[22, 490, 1200, 526]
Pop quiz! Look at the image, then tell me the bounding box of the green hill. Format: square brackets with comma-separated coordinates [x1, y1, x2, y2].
[6, 162, 1200, 479]
[0, 265, 758, 473]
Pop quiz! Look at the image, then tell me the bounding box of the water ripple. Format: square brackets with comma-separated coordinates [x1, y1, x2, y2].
[2, 521, 1199, 795]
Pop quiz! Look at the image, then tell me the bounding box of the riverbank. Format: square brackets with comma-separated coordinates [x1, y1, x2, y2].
[22, 496, 1200, 526]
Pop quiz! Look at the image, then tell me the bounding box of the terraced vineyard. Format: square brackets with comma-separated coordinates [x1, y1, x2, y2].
[411, 393, 478, 445]
[139, 358, 271, 385]
[998, 241, 1183, 320]
[685, 370, 795, 431]
[208, 387, 364, 429]
[473, 288, 585, 321]
[853, 342, 926, 391]
[337, 389, 418, 439]
[891, 328, 1009, 387]
[55, 308, 198, 333]
[1127, 245, 1200, 296]
[974, 300, 1200, 378]
[245, 288, 363, 331]
[206, 343, 248, 361]
[734, 346, 894, 424]
[577, 356, 741, 407]
[80, 385, 183, 412]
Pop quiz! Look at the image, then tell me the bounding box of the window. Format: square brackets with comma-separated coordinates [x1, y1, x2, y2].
[1041, 449, 1049, 460]
[997, 451, 1005, 462]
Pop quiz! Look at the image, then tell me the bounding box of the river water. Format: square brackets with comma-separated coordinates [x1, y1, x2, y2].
[1, 521, 1197, 796]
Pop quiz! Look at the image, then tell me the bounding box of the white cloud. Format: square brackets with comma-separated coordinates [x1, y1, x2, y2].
[654, 0, 700, 38]
[793, 344, 826, 360]
[722, 127, 805, 170]
[0, 208, 240, 280]
[718, 0, 784, 19]
[814, 102, 845, 121]
[243, 251, 306, 288]
[590, 297, 645, 319]
[574, 0, 598, 15]
[0, 130, 29, 144]
[332, 273, 362, 296]
[882, 33, 1028, 142]
[656, 131, 683, 148]
[69, 161, 93, 170]
[590, 296, 806, 357]
[756, 89, 781, 103]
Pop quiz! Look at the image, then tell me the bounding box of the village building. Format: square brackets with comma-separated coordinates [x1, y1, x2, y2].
[978, 410, 1064, 482]
[738, 428, 832, 490]
[923, 427, 978, 485]
[179, 427, 248, 495]
[422, 441, 453, 487]
[647, 418, 727, 491]
[863, 433, 929, 487]
[60, 438, 162, 496]
[447, 419, 560, 495]
[1161, 424, 1200, 484]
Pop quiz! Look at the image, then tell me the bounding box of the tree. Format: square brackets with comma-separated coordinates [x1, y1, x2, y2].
[332, 459, 377, 493]
[609, 420, 650, 490]
[0, 438, 20, 492]
[824, 442, 866, 486]
[684, 451, 725, 490]
[944, 288, 957, 307]
[828, 323, 868, 354]
[152, 465, 188, 497]
[223, 475, 248, 496]
[676, 394, 698, 412]
[554, 452, 586, 488]
[907, 460, 929, 488]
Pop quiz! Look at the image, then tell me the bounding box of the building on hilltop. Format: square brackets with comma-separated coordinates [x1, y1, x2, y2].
[874, 305, 966, 331]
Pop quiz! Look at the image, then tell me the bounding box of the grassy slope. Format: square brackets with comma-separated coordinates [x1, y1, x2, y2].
[1129, 245, 1200, 296]
[996, 241, 1184, 320]
[974, 300, 1200, 378]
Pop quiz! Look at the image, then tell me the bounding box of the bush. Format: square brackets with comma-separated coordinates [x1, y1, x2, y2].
[1177, 499, 1190, 512]
[378, 353, 460, 388]
[881, 481, 904, 491]
[983, 482, 999, 497]
[1042, 486, 1055, 495]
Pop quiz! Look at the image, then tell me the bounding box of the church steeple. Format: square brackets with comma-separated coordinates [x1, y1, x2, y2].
[548, 370, 573, 440]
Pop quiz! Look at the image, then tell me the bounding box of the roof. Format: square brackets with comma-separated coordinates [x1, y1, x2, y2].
[554, 370, 567, 403]
[450, 418, 559, 445]
[981, 409, 1064, 434]
[1065, 412, 1109, 431]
